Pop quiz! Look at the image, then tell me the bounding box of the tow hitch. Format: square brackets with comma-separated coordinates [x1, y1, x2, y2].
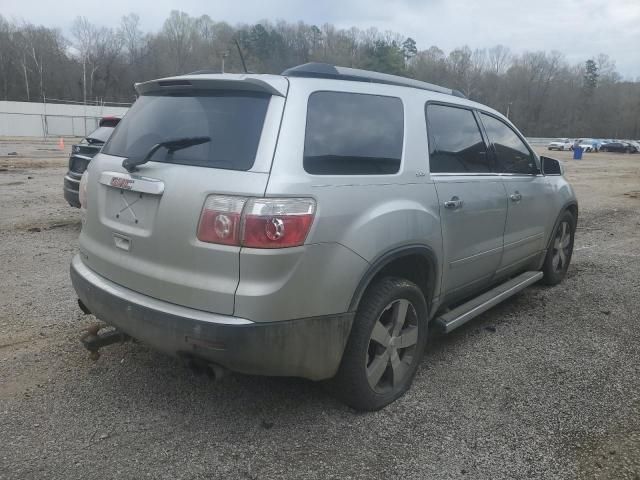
[80, 323, 130, 361]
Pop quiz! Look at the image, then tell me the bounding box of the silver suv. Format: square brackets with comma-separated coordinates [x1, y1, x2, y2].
[71, 63, 577, 410]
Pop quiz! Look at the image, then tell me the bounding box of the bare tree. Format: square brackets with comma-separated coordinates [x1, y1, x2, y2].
[488, 45, 511, 75]
[119, 13, 145, 65]
[162, 10, 196, 73]
[1, 13, 638, 137]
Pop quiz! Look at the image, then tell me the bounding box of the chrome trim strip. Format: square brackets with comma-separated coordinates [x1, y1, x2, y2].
[450, 245, 503, 268]
[64, 175, 80, 185]
[99, 171, 165, 195]
[432, 173, 501, 177]
[71, 154, 94, 161]
[71, 255, 253, 325]
[503, 233, 544, 251]
[431, 172, 541, 177]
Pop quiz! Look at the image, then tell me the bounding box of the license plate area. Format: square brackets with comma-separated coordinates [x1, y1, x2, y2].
[99, 172, 164, 234]
[105, 189, 159, 229]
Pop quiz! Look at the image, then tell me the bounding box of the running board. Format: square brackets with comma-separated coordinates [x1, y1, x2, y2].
[435, 271, 543, 333]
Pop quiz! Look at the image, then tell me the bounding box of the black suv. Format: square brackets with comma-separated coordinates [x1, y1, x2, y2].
[64, 117, 120, 207]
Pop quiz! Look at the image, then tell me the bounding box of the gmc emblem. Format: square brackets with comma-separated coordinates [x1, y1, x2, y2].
[111, 177, 134, 190]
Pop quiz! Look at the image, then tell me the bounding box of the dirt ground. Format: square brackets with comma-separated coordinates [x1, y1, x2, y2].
[1, 138, 639, 479]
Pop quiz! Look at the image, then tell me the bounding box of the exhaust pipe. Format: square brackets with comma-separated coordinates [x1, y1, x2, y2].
[186, 357, 228, 382]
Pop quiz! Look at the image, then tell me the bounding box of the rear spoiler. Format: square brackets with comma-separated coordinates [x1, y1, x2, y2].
[99, 116, 121, 128]
[134, 75, 288, 97]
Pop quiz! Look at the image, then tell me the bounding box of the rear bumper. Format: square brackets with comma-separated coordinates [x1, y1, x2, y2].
[70, 255, 353, 380]
[64, 172, 81, 208]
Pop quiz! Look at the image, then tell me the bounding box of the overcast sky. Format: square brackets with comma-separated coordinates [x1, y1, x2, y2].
[3, 0, 640, 79]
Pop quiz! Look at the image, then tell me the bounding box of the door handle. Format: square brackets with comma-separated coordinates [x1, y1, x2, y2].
[444, 197, 463, 209]
[510, 192, 522, 202]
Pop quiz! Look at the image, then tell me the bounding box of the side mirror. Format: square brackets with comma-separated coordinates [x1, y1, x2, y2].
[541, 156, 563, 176]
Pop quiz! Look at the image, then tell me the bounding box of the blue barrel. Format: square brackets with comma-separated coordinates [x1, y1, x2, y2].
[573, 147, 583, 160]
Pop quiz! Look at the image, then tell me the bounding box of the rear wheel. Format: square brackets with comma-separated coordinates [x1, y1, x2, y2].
[542, 211, 576, 285]
[332, 277, 428, 411]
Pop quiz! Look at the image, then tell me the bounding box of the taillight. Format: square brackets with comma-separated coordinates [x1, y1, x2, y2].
[79, 171, 89, 209]
[197, 196, 316, 248]
[197, 195, 246, 245]
[242, 198, 316, 248]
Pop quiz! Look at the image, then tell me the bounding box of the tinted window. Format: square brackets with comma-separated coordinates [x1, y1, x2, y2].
[304, 92, 403, 175]
[86, 126, 114, 144]
[426, 104, 489, 173]
[481, 113, 536, 174]
[103, 91, 270, 171]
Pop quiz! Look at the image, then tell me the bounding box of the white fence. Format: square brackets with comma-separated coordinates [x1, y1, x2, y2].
[0, 101, 129, 138]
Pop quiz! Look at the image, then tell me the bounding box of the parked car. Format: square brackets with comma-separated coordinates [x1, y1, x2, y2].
[577, 138, 598, 152]
[627, 140, 640, 152]
[600, 141, 638, 153]
[71, 63, 578, 410]
[64, 116, 120, 207]
[547, 138, 574, 151]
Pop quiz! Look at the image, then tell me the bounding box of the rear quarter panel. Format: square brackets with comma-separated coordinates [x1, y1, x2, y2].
[262, 79, 444, 314]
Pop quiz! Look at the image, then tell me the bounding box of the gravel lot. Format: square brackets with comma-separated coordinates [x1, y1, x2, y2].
[1, 138, 639, 479]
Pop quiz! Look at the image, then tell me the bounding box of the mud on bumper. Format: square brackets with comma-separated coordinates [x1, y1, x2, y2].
[70, 255, 353, 380]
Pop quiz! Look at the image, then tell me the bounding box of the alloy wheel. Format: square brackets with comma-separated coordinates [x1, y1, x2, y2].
[365, 299, 418, 393]
[552, 221, 572, 273]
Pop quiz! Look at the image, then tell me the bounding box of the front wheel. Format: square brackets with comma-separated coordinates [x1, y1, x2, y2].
[332, 277, 428, 411]
[542, 211, 576, 285]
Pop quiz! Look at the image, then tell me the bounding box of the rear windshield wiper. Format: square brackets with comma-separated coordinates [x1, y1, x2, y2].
[122, 136, 211, 172]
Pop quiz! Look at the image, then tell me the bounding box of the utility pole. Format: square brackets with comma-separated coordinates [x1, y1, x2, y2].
[506, 101, 513, 119]
[220, 51, 228, 73]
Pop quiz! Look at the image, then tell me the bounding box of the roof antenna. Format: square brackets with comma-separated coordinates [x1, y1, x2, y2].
[234, 39, 249, 74]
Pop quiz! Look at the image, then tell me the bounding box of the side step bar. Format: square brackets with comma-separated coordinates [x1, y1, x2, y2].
[435, 271, 543, 333]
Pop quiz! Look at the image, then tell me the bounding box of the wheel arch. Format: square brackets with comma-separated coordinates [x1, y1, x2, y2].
[348, 245, 439, 315]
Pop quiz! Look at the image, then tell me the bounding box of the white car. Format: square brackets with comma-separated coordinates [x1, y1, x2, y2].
[578, 139, 598, 152]
[548, 138, 573, 151]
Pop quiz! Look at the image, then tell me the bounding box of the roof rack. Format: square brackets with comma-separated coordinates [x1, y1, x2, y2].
[282, 63, 466, 99]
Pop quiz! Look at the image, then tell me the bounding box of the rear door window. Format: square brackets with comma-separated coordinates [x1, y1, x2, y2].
[103, 91, 270, 171]
[480, 113, 536, 174]
[303, 92, 404, 175]
[426, 104, 490, 173]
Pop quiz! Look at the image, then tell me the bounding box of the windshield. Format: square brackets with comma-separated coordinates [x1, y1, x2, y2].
[553, 138, 567, 142]
[103, 91, 270, 171]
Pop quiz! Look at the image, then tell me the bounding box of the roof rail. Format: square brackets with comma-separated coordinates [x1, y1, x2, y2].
[187, 69, 221, 75]
[282, 63, 466, 99]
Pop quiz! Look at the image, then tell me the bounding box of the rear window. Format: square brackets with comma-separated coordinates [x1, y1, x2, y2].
[85, 126, 114, 144]
[303, 92, 404, 175]
[103, 91, 270, 171]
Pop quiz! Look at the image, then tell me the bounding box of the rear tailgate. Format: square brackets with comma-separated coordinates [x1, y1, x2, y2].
[78, 75, 287, 315]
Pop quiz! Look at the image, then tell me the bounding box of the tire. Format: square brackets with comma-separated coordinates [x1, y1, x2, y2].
[332, 277, 428, 411]
[542, 210, 576, 285]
